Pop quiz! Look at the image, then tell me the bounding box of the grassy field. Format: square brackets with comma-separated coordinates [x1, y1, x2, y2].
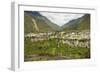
[24, 37, 90, 62]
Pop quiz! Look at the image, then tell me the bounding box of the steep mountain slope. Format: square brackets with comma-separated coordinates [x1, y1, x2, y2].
[24, 11, 61, 33]
[41, 16, 62, 31]
[62, 14, 90, 31]
[77, 14, 90, 30]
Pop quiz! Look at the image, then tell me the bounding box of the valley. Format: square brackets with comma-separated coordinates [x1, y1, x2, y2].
[24, 11, 90, 61]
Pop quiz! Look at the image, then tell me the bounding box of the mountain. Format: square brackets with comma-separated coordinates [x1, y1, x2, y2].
[24, 11, 61, 33]
[62, 14, 90, 31]
[24, 11, 90, 33]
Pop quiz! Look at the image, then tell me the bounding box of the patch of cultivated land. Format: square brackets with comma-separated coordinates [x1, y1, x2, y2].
[24, 31, 90, 62]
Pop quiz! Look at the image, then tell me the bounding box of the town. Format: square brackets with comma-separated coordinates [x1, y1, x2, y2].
[25, 31, 90, 48]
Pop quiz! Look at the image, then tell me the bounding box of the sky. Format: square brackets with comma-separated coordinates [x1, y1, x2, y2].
[39, 12, 84, 26]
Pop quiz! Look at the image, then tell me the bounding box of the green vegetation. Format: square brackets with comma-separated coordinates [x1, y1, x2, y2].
[62, 14, 90, 31]
[77, 14, 90, 30]
[24, 13, 61, 34]
[24, 15, 54, 33]
[24, 12, 90, 62]
[24, 37, 90, 61]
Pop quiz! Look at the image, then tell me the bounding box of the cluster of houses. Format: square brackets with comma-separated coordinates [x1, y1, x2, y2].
[25, 31, 90, 48]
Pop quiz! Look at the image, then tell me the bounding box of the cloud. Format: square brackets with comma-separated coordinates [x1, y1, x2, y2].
[39, 12, 84, 26]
